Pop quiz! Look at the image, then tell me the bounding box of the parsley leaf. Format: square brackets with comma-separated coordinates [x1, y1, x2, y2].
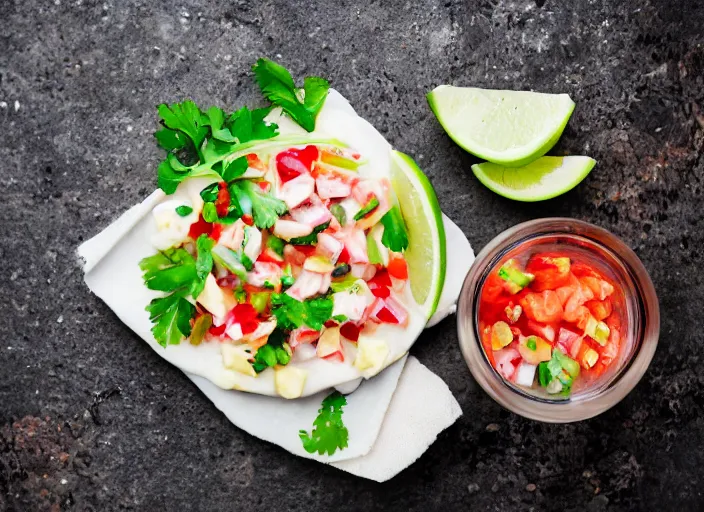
[252, 58, 330, 132]
[140, 248, 197, 293]
[146, 295, 195, 347]
[299, 391, 349, 456]
[221, 156, 249, 182]
[288, 221, 330, 245]
[229, 106, 278, 143]
[270, 294, 333, 331]
[157, 101, 209, 161]
[192, 235, 215, 297]
[236, 180, 287, 229]
[155, 99, 280, 194]
[381, 205, 409, 252]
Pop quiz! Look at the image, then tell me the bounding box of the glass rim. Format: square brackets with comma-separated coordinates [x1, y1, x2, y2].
[457, 218, 660, 423]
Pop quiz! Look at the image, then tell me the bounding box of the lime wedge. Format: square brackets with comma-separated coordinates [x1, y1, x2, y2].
[471, 156, 596, 202]
[390, 151, 446, 319]
[427, 86, 575, 167]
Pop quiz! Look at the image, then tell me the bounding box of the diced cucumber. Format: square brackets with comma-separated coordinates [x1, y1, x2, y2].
[212, 245, 247, 280]
[498, 259, 534, 294]
[554, 349, 581, 378]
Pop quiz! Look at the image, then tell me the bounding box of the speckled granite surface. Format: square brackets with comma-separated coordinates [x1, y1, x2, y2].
[1, 0, 703, 510]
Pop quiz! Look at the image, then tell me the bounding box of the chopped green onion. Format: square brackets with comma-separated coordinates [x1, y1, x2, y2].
[354, 197, 379, 220]
[330, 203, 346, 226]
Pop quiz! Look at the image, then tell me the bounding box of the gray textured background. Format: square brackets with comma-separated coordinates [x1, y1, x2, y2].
[2, 0, 703, 510]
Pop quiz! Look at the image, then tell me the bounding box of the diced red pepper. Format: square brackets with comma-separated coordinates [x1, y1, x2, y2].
[387, 255, 408, 280]
[242, 214, 254, 226]
[340, 322, 360, 342]
[215, 182, 230, 217]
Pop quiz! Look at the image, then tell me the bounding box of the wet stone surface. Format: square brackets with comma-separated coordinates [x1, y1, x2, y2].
[1, 0, 703, 510]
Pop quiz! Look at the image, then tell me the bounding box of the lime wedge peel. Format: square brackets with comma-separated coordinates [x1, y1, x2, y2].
[471, 156, 596, 202]
[427, 85, 576, 167]
[389, 151, 446, 319]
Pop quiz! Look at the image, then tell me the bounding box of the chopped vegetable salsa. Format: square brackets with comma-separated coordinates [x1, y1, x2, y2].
[478, 250, 624, 397]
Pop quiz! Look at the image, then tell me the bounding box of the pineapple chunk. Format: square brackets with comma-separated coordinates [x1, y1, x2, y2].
[196, 274, 231, 318]
[221, 344, 256, 377]
[354, 336, 389, 374]
[274, 366, 308, 399]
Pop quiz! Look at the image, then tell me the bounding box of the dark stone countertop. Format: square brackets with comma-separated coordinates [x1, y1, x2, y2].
[2, 0, 703, 510]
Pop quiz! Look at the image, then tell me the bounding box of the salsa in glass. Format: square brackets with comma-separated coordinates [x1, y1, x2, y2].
[478, 249, 624, 397]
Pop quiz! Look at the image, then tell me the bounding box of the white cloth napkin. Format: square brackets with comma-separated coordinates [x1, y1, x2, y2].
[79, 195, 474, 482]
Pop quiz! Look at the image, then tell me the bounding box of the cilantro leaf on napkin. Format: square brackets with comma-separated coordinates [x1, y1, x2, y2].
[299, 391, 349, 456]
[139, 239, 216, 347]
[252, 58, 329, 132]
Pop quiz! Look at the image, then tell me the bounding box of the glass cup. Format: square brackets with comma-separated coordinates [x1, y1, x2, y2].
[457, 218, 659, 422]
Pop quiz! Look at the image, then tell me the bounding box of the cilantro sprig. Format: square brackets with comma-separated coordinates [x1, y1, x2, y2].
[139, 236, 214, 347]
[252, 58, 329, 132]
[270, 294, 333, 332]
[299, 391, 349, 456]
[380, 205, 409, 252]
[235, 180, 288, 229]
[155, 102, 279, 194]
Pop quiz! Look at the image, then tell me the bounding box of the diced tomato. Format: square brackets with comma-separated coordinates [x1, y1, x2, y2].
[387, 255, 408, 280]
[526, 254, 571, 291]
[368, 270, 392, 288]
[276, 145, 319, 183]
[370, 286, 390, 298]
[257, 249, 285, 265]
[209, 323, 227, 336]
[519, 290, 564, 323]
[242, 214, 254, 226]
[324, 320, 338, 328]
[337, 247, 350, 264]
[375, 306, 399, 324]
[292, 245, 317, 257]
[258, 181, 270, 192]
[586, 299, 612, 321]
[210, 223, 223, 242]
[570, 262, 602, 278]
[215, 182, 230, 217]
[340, 322, 360, 342]
[188, 214, 212, 239]
[482, 273, 507, 303]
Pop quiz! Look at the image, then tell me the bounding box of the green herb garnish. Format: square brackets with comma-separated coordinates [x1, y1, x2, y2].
[289, 221, 331, 246]
[354, 197, 379, 220]
[380, 205, 409, 252]
[299, 391, 349, 456]
[235, 180, 287, 229]
[252, 58, 329, 133]
[270, 294, 333, 331]
[175, 205, 193, 217]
